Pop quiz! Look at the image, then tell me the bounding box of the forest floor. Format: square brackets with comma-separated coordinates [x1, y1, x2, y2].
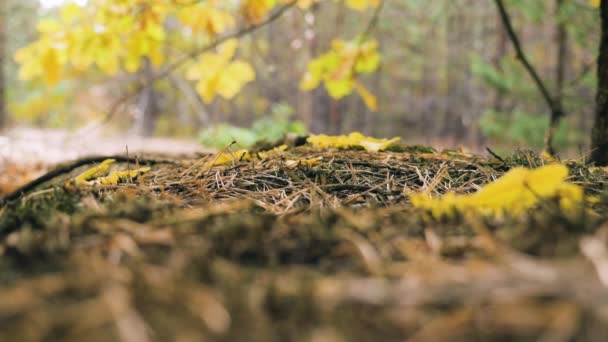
[1, 143, 608, 341]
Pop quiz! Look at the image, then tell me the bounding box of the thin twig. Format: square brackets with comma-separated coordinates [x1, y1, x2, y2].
[494, 0, 564, 155]
[361, 0, 385, 39]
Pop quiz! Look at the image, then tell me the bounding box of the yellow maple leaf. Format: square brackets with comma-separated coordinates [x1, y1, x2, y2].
[301, 38, 380, 111]
[186, 39, 255, 103]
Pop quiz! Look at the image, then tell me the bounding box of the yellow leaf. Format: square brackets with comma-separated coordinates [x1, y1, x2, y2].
[307, 132, 400, 152]
[178, 4, 234, 35]
[97, 167, 151, 185]
[345, 0, 379, 11]
[61, 3, 83, 22]
[41, 48, 61, 86]
[410, 164, 589, 219]
[301, 38, 381, 104]
[216, 61, 255, 99]
[353, 80, 377, 111]
[241, 0, 277, 24]
[37, 19, 62, 34]
[188, 40, 255, 103]
[256, 144, 288, 159]
[73, 159, 116, 185]
[204, 149, 251, 169]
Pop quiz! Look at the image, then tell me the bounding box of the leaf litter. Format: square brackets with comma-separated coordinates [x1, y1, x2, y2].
[1, 144, 608, 341]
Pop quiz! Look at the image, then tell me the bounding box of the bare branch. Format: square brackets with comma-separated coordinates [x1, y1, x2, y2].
[494, 0, 564, 155]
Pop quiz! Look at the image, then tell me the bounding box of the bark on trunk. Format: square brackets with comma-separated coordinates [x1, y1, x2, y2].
[555, 0, 567, 102]
[591, 0, 608, 165]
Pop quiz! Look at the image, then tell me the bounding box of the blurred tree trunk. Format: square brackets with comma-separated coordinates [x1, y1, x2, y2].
[328, 4, 346, 134]
[549, 0, 567, 152]
[138, 58, 160, 137]
[442, 1, 468, 144]
[493, 6, 508, 113]
[0, 0, 6, 129]
[554, 0, 567, 105]
[591, 0, 608, 165]
[299, 4, 320, 131]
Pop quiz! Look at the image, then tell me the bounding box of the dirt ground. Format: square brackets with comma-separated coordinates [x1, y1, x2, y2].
[0, 128, 207, 164]
[1, 143, 608, 341]
[0, 128, 209, 195]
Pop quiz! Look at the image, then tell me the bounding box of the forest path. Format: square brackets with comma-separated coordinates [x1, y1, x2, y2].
[0, 128, 209, 166]
[0, 128, 211, 194]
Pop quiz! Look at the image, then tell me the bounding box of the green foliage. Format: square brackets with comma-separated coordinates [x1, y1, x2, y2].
[480, 110, 581, 149]
[506, 0, 546, 22]
[471, 56, 536, 98]
[471, 56, 511, 94]
[198, 103, 307, 149]
[198, 124, 259, 149]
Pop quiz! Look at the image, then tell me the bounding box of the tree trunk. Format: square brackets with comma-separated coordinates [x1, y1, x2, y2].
[555, 0, 567, 103]
[0, 0, 6, 130]
[138, 58, 160, 137]
[442, 2, 468, 144]
[591, 0, 608, 165]
[492, 4, 508, 113]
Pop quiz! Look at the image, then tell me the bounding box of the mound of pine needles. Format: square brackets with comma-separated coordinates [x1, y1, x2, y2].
[1, 146, 608, 341]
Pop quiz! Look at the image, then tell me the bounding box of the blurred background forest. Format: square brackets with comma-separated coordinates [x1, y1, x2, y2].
[0, 0, 601, 153]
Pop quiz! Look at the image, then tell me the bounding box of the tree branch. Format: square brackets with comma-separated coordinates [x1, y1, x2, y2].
[78, 1, 297, 134]
[361, 0, 385, 39]
[494, 0, 564, 155]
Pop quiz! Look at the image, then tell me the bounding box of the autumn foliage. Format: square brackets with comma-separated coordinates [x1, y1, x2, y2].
[15, 0, 382, 110]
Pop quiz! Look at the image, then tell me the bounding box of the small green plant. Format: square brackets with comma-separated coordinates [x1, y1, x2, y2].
[480, 109, 582, 149]
[198, 103, 307, 149]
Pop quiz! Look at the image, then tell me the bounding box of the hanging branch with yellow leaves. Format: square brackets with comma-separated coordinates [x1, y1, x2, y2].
[14, 0, 386, 124]
[300, 0, 384, 111]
